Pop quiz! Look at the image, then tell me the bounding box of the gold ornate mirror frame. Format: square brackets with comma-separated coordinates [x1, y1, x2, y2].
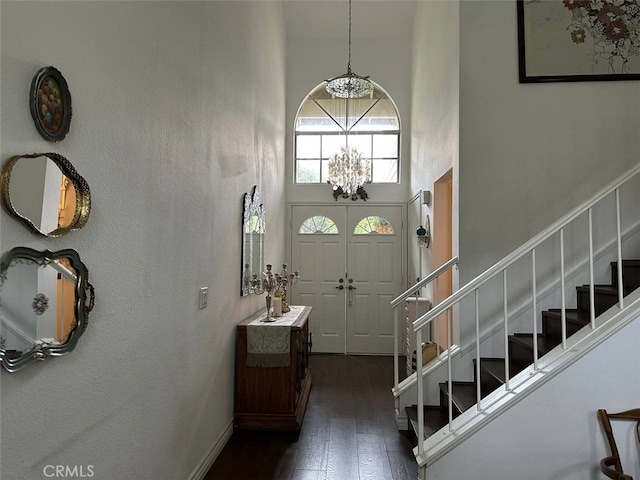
[1, 153, 91, 237]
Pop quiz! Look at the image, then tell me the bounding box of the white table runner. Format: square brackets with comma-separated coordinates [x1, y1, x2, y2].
[246, 305, 304, 367]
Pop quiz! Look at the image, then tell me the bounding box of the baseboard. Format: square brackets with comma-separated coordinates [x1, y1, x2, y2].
[187, 419, 234, 480]
[395, 407, 409, 430]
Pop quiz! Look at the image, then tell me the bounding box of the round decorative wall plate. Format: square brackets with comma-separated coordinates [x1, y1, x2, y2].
[29, 66, 72, 142]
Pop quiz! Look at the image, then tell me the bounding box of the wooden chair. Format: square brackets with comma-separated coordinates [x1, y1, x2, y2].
[597, 408, 640, 480]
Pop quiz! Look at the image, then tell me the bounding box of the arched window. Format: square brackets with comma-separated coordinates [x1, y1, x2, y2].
[298, 216, 339, 234]
[354, 216, 395, 235]
[294, 82, 400, 185]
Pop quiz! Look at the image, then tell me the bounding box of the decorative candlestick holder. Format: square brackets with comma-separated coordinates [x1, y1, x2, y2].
[250, 264, 278, 322]
[250, 263, 301, 320]
[274, 263, 300, 313]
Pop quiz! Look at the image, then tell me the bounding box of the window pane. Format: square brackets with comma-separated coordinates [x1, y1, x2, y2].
[321, 159, 329, 183]
[322, 134, 346, 158]
[371, 159, 398, 183]
[296, 101, 342, 132]
[296, 160, 321, 183]
[295, 82, 401, 185]
[296, 135, 321, 159]
[299, 215, 339, 234]
[373, 134, 398, 158]
[354, 216, 395, 235]
[347, 135, 372, 158]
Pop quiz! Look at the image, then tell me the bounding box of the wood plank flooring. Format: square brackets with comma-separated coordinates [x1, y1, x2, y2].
[204, 354, 417, 480]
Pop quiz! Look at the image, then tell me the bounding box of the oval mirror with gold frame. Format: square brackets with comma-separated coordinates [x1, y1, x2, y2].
[0, 153, 91, 237]
[0, 247, 94, 372]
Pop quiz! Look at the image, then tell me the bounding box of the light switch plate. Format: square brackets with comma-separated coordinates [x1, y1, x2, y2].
[199, 287, 208, 309]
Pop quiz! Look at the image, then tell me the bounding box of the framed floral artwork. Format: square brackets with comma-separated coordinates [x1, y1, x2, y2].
[29, 66, 72, 141]
[517, 0, 640, 83]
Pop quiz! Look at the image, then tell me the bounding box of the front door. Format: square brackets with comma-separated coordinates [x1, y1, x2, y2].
[290, 205, 403, 354]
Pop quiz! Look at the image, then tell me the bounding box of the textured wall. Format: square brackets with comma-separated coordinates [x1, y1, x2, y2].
[0, 2, 285, 479]
[410, 0, 460, 307]
[458, 0, 640, 280]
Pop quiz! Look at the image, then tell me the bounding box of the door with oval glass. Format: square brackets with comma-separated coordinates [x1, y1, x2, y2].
[290, 205, 403, 354]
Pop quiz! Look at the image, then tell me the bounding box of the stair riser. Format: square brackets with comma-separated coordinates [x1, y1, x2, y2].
[479, 369, 503, 398]
[611, 262, 640, 290]
[439, 388, 463, 419]
[542, 314, 587, 342]
[508, 341, 541, 372]
[576, 288, 618, 316]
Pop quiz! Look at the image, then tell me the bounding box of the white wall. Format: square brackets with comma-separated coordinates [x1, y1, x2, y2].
[410, 0, 460, 300]
[458, 0, 640, 282]
[0, 2, 286, 479]
[427, 314, 640, 480]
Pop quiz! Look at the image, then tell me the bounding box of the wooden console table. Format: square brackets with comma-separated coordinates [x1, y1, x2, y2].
[234, 305, 312, 431]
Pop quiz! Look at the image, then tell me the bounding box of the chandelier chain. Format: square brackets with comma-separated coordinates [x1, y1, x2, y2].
[347, 0, 352, 73]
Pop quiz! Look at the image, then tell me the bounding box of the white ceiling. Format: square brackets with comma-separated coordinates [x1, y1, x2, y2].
[282, 0, 418, 39]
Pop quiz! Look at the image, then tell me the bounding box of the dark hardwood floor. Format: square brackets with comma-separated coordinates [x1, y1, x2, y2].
[204, 354, 418, 480]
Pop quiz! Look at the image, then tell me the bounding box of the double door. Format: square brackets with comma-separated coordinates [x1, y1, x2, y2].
[290, 205, 403, 354]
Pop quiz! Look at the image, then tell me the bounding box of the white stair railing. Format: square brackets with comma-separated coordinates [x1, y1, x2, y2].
[390, 257, 458, 396]
[392, 160, 640, 463]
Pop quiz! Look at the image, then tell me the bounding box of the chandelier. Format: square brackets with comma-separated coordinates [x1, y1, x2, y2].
[325, 0, 373, 99]
[327, 146, 371, 200]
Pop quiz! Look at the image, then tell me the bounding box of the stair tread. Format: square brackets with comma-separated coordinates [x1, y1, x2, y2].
[544, 309, 591, 324]
[510, 333, 559, 353]
[406, 405, 449, 439]
[576, 284, 633, 294]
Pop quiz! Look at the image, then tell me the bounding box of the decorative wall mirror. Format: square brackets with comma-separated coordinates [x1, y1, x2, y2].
[0, 247, 94, 372]
[1, 153, 91, 237]
[241, 186, 265, 296]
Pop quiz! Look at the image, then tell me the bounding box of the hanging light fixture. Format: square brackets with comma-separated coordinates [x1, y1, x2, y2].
[327, 146, 371, 200]
[325, 0, 373, 200]
[325, 0, 373, 99]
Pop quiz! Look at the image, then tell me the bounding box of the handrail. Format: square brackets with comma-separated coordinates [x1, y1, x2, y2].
[390, 255, 457, 432]
[391, 256, 458, 308]
[401, 160, 640, 471]
[414, 161, 640, 333]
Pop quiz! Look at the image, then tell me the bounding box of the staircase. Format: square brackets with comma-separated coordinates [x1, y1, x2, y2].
[405, 259, 640, 443]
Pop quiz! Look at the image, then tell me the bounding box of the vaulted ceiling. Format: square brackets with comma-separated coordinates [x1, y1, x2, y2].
[283, 0, 417, 39]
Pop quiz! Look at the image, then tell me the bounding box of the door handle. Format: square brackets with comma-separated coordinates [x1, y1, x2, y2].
[347, 284, 357, 306]
[336, 285, 344, 290]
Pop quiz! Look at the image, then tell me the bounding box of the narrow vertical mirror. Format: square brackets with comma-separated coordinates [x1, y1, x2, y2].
[241, 186, 265, 296]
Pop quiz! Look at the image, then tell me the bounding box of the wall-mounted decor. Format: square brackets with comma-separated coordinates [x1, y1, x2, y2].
[0, 247, 94, 372]
[417, 215, 431, 248]
[29, 66, 72, 141]
[0, 153, 91, 237]
[517, 0, 640, 83]
[241, 186, 265, 296]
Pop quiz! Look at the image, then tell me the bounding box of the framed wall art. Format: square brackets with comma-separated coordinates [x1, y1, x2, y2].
[29, 66, 72, 141]
[517, 0, 640, 83]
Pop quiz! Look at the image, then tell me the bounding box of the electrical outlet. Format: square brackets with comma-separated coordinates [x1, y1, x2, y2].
[199, 287, 208, 309]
